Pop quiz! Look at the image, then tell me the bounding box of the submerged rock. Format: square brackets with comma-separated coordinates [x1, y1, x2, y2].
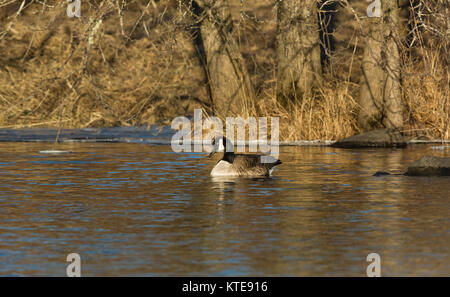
[373, 171, 392, 177]
[405, 156, 450, 176]
[332, 129, 407, 148]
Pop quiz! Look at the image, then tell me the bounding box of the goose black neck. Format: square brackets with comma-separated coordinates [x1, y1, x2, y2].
[221, 137, 235, 163]
[222, 151, 235, 163]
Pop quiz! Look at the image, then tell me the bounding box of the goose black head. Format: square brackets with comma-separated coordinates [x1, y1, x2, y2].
[208, 136, 234, 157]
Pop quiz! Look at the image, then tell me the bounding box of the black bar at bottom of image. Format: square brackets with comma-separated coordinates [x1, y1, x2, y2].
[1, 276, 429, 296]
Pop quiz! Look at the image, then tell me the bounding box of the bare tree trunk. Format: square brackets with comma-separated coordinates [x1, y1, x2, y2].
[358, 1, 403, 130]
[331, 0, 367, 83]
[193, 0, 255, 117]
[276, 0, 322, 101]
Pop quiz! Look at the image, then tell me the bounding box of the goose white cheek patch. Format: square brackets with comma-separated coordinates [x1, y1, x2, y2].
[217, 138, 225, 152]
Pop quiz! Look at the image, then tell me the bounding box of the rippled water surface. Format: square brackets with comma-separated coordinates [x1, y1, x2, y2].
[0, 142, 449, 276]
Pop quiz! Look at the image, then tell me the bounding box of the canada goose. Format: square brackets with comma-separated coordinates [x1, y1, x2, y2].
[208, 136, 282, 177]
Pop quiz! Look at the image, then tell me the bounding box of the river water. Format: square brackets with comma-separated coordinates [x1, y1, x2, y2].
[0, 142, 448, 276]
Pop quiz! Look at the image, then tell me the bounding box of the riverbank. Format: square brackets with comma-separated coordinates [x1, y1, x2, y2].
[0, 126, 449, 146]
[0, 1, 448, 141]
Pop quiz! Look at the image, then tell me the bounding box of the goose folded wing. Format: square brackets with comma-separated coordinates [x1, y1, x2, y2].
[233, 154, 281, 172]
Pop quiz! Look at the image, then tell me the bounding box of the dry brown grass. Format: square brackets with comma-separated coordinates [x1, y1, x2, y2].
[0, 0, 207, 128]
[400, 0, 449, 140]
[0, 0, 448, 140]
[403, 55, 449, 139]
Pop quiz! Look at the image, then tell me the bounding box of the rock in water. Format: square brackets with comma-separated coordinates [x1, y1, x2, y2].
[332, 129, 407, 148]
[373, 171, 391, 177]
[405, 156, 450, 176]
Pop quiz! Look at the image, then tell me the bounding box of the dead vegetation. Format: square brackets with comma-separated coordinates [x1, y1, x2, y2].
[0, 0, 448, 140]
